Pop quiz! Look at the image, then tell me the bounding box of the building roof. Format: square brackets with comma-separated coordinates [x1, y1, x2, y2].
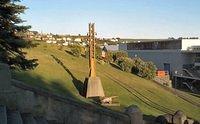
[119, 39, 181, 43]
[102, 46, 108, 52]
[101, 45, 119, 51]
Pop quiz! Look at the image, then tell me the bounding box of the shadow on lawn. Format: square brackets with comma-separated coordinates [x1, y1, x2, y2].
[51, 55, 85, 96]
[110, 62, 121, 70]
[12, 64, 159, 123]
[143, 115, 156, 124]
[65, 50, 74, 56]
[12, 71, 79, 100]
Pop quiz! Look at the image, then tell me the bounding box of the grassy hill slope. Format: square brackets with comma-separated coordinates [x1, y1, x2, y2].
[12, 42, 200, 120]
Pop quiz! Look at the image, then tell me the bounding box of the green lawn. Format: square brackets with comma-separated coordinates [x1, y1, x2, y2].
[12, 41, 200, 120]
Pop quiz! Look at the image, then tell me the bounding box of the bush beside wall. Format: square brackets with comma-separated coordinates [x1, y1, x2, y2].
[116, 57, 157, 80]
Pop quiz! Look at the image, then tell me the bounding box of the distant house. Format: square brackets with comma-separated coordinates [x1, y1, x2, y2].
[101, 46, 108, 58]
[56, 38, 62, 41]
[62, 37, 66, 41]
[47, 34, 53, 38]
[66, 37, 72, 41]
[104, 42, 108, 46]
[100, 44, 119, 58]
[110, 38, 119, 42]
[102, 44, 119, 51]
[52, 41, 57, 44]
[81, 42, 87, 46]
[74, 38, 82, 42]
[63, 42, 69, 46]
[46, 40, 52, 43]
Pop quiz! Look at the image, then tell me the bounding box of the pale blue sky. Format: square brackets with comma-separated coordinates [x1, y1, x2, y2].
[20, 0, 200, 38]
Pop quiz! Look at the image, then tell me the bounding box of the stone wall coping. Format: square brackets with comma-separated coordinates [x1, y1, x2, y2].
[11, 79, 130, 120]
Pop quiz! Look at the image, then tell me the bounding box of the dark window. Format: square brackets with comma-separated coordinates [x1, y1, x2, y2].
[127, 40, 182, 50]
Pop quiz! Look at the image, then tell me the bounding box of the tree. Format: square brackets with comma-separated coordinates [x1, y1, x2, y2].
[113, 51, 128, 62]
[0, 0, 37, 69]
[95, 46, 102, 60]
[117, 57, 133, 72]
[132, 58, 157, 79]
[116, 57, 157, 80]
[69, 44, 83, 57]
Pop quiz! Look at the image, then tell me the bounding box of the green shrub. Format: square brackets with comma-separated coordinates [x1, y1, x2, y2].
[104, 51, 114, 63]
[85, 47, 89, 58]
[132, 58, 145, 76]
[132, 58, 157, 79]
[95, 46, 102, 60]
[84, 46, 102, 60]
[116, 57, 156, 80]
[69, 45, 82, 57]
[117, 57, 133, 72]
[113, 51, 128, 62]
[103, 51, 128, 63]
[145, 62, 157, 79]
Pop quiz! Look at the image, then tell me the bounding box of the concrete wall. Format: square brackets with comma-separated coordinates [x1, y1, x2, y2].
[119, 43, 127, 51]
[0, 81, 130, 124]
[118, 41, 199, 74]
[126, 50, 195, 74]
[182, 39, 200, 51]
[0, 63, 143, 124]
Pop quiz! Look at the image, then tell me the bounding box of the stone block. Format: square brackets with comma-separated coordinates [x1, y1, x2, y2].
[0, 105, 7, 124]
[35, 117, 48, 124]
[173, 110, 187, 124]
[125, 105, 143, 124]
[7, 110, 23, 124]
[21, 113, 37, 124]
[155, 115, 168, 124]
[80, 109, 102, 124]
[185, 119, 194, 124]
[99, 114, 114, 124]
[193, 120, 200, 124]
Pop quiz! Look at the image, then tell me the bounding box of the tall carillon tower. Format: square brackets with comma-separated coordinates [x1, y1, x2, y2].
[85, 23, 105, 98]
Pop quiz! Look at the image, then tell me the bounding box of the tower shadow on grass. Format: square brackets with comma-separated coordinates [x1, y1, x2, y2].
[51, 55, 85, 97]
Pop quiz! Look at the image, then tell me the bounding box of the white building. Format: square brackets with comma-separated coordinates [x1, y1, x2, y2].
[52, 41, 57, 44]
[119, 38, 200, 75]
[46, 40, 52, 44]
[56, 38, 62, 41]
[81, 42, 87, 46]
[101, 44, 119, 51]
[66, 37, 72, 41]
[62, 37, 66, 41]
[74, 38, 82, 42]
[110, 38, 119, 42]
[63, 42, 69, 46]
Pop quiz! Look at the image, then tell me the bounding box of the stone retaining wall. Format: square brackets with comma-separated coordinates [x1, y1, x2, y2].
[0, 63, 143, 124]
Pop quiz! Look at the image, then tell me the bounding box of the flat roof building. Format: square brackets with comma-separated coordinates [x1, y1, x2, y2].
[119, 38, 200, 76]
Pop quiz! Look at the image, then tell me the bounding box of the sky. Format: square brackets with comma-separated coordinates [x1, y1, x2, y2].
[20, 0, 200, 38]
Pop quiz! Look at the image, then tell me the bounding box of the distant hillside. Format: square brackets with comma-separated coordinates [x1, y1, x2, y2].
[12, 41, 200, 120]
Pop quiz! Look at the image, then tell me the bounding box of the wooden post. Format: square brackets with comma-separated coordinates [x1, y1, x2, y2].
[85, 23, 105, 98]
[89, 23, 96, 77]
